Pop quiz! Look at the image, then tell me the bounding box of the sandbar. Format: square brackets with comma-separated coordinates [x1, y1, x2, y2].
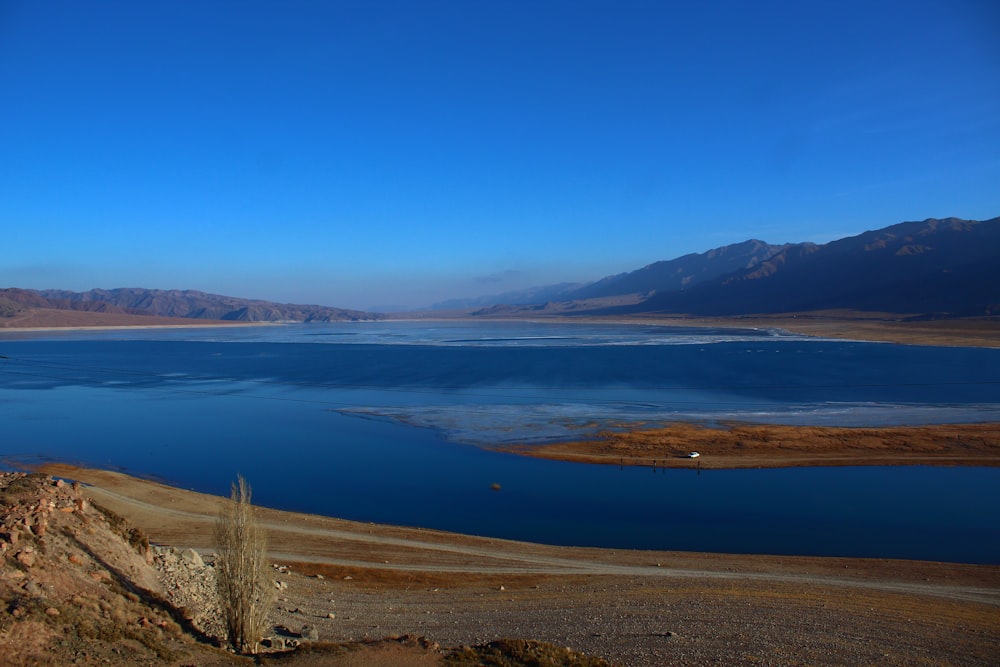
[499, 421, 1000, 469]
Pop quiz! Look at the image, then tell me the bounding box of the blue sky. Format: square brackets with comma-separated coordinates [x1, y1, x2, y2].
[2, 0, 998, 310]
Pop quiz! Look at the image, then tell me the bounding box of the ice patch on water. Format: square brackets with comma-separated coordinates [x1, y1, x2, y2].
[18, 322, 827, 347]
[338, 402, 1000, 446]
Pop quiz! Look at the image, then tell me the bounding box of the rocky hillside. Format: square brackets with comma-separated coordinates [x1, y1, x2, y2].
[621, 216, 1000, 317]
[469, 216, 999, 318]
[0, 288, 379, 323]
[567, 239, 802, 301]
[0, 472, 614, 666]
[0, 471, 237, 665]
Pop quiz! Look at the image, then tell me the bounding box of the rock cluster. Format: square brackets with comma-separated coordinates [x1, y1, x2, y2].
[1, 471, 197, 664]
[149, 549, 318, 650]
[151, 546, 225, 640]
[0, 472, 86, 561]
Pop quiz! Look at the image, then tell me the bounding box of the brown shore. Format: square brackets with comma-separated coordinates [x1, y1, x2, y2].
[405, 309, 1000, 348]
[31, 464, 1000, 666]
[615, 312, 1000, 348]
[500, 422, 1000, 469]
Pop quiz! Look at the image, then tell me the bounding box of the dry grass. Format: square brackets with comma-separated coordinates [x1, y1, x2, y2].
[445, 639, 616, 667]
[505, 421, 1000, 468]
[215, 476, 274, 654]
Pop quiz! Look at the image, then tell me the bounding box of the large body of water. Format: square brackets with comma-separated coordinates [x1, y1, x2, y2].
[1, 321, 998, 563]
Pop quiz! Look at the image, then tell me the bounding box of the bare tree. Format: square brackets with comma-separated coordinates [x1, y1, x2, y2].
[214, 475, 272, 653]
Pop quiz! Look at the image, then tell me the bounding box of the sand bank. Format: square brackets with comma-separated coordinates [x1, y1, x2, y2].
[500, 422, 1000, 469]
[413, 308, 1000, 348]
[589, 313, 1000, 348]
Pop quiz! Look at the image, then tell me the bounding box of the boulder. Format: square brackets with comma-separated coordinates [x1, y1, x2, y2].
[179, 548, 204, 568]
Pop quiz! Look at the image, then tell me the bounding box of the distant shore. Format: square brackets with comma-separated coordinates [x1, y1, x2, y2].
[4, 305, 1000, 347]
[499, 421, 1000, 469]
[392, 310, 1000, 348]
[676, 313, 1000, 349]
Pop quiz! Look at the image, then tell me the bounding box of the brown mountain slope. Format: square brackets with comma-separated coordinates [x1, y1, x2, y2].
[0, 288, 379, 323]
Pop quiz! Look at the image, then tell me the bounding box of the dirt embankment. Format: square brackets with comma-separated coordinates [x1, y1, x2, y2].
[501, 421, 1000, 469]
[23, 465, 1000, 667]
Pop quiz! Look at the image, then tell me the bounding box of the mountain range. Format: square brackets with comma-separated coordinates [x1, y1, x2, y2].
[2, 216, 997, 325]
[0, 287, 377, 323]
[464, 216, 1000, 319]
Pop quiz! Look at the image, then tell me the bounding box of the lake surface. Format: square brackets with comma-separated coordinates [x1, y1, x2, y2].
[1, 321, 998, 563]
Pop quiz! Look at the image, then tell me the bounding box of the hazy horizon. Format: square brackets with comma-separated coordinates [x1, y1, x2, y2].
[2, 1, 998, 311]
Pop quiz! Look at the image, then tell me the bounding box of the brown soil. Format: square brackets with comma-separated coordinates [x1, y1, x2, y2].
[0, 472, 249, 666]
[620, 311, 1000, 348]
[27, 464, 1000, 667]
[500, 421, 1000, 469]
[433, 309, 1000, 348]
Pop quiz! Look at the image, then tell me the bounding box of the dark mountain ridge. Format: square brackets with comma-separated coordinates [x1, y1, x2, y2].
[592, 216, 1000, 317]
[4, 216, 995, 324]
[457, 216, 999, 319]
[567, 239, 804, 301]
[0, 287, 378, 322]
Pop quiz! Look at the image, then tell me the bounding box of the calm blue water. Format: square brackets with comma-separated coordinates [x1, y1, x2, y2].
[1, 321, 998, 563]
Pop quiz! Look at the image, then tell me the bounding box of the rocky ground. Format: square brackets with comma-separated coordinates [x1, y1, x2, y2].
[0, 471, 231, 666]
[11, 465, 998, 666]
[0, 471, 614, 665]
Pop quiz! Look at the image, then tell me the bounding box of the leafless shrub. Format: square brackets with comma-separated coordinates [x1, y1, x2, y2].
[214, 475, 272, 653]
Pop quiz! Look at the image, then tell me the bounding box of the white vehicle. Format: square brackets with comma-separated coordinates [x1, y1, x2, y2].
[687, 451, 701, 458]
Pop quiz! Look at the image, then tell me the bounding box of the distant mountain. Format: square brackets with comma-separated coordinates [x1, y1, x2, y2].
[600, 216, 1000, 317]
[456, 216, 999, 319]
[0, 288, 379, 322]
[429, 282, 585, 311]
[565, 239, 802, 301]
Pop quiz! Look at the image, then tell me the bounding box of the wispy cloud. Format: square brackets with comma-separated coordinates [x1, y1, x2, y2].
[476, 270, 523, 285]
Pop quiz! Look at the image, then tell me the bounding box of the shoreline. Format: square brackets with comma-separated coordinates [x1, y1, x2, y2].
[497, 421, 1000, 469]
[385, 311, 1000, 348]
[33, 463, 1000, 572]
[23, 463, 1000, 666]
[3, 311, 999, 347]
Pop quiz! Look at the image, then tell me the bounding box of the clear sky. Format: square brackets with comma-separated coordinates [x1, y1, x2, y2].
[2, 0, 998, 310]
